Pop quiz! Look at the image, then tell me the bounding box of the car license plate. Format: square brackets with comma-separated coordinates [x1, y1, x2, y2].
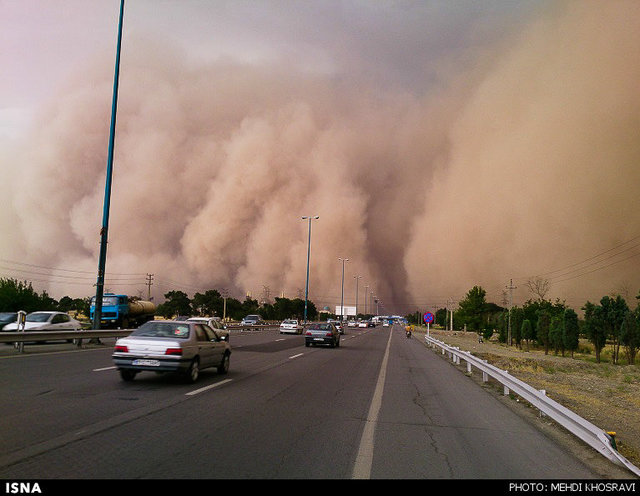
[132, 359, 160, 366]
[314, 338, 324, 341]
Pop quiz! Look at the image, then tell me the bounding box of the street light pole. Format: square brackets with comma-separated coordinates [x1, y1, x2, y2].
[302, 215, 319, 324]
[338, 258, 349, 323]
[353, 275, 361, 317]
[93, 0, 125, 330]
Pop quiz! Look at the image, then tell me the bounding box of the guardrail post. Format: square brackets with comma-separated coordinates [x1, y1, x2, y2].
[17, 310, 26, 353]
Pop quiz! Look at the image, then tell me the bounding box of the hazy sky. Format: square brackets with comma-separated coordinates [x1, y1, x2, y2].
[1, 0, 639, 314]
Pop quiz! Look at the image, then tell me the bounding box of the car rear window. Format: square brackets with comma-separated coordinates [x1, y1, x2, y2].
[309, 323, 331, 330]
[132, 322, 190, 338]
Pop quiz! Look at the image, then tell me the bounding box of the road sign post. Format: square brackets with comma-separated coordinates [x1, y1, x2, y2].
[423, 311, 434, 336]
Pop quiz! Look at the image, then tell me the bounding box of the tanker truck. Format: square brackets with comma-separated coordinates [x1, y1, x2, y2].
[90, 293, 156, 329]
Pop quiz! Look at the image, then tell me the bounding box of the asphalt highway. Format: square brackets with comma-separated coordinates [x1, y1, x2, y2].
[0, 325, 601, 479]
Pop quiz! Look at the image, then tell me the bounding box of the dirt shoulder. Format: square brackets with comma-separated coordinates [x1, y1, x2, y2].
[417, 328, 640, 479]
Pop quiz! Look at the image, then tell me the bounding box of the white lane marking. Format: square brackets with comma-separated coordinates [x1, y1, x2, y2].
[93, 366, 116, 371]
[289, 353, 304, 359]
[186, 378, 233, 396]
[352, 327, 393, 479]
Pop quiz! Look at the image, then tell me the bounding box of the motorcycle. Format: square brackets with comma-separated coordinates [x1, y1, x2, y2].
[406, 329, 412, 338]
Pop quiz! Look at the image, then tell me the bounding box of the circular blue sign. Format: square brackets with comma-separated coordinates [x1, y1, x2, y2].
[423, 312, 434, 324]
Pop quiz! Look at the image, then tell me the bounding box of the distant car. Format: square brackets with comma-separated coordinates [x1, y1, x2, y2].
[187, 317, 230, 341]
[112, 320, 231, 383]
[327, 319, 344, 334]
[305, 322, 340, 348]
[241, 314, 263, 326]
[0, 312, 18, 330]
[368, 320, 376, 328]
[358, 320, 368, 328]
[3, 311, 82, 332]
[347, 320, 357, 328]
[280, 319, 303, 334]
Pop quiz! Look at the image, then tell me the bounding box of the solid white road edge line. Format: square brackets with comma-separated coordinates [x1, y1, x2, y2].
[352, 327, 393, 479]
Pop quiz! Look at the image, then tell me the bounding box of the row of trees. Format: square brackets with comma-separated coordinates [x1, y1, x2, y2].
[0, 278, 320, 323]
[0, 278, 90, 315]
[156, 289, 319, 322]
[435, 285, 640, 365]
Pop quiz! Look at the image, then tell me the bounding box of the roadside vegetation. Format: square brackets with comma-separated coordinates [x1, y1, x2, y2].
[412, 283, 640, 367]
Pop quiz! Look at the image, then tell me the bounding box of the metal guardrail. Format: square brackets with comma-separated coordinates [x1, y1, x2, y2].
[424, 334, 640, 477]
[0, 323, 283, 346]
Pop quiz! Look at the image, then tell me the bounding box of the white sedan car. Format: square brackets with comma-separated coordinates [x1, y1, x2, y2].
[3, 311, 83, 343]
[280, 319, 303, 334]
[3, 311, 82, 332]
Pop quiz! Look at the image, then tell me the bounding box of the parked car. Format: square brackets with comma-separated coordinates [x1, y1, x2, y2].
[280, 319, 303, 334]
[187, 317, 230, 341]
[305, 322, 340, 348]
[113, 320, 231, 383]
[0, 312, 18, 330]
[241, 314, 263, 326]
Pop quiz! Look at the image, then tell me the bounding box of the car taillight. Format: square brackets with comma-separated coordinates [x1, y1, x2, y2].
[114, 345, 128, 353]
[326, 332, 333, 336]
[306, 331, 312, 336]
[165, 348, 182, 356]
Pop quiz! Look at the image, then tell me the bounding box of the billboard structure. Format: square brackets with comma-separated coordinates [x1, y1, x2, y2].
[335, 305, 356, 317]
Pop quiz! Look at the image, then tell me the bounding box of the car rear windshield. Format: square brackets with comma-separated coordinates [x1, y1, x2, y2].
[132, 322, 190, 338]
[309, 323, 332, 330]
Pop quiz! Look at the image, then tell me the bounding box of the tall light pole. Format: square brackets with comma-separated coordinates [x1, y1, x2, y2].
[338, 258, 349, 322]
[353, 275, 361, 317]
[302, 215, 319, 323]
[364, 285, 369, 315]
[94, 0, 125, 330]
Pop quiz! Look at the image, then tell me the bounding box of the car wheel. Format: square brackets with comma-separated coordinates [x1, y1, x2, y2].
[217, 353, 230, 374]
[120, 369, 136, 381]
[186, 358, 200, 383]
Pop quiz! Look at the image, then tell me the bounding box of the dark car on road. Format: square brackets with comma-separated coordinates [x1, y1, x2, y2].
[305, 322, 340, 348]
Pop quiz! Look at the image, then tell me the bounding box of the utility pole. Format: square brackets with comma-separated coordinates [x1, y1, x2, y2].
[146, 273, 154, 300]
[506, 279, 517, 346]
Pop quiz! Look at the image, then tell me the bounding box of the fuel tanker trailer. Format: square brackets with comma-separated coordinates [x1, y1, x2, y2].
[90, 293, 156, 329]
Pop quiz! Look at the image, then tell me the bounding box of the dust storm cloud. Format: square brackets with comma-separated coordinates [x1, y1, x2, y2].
[1, 1, 639, 313]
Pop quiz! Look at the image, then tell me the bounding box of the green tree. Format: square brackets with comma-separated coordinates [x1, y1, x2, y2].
[600, 295, 629, 364]
[562, 308, 580, 358]
[510, 307, 524, 348]
[191, 289, 223, 317]
[521, 319, 533, 351]
[458, 286, 487, 334]
[536, 310, 551, 355]
[620, 310, 640, 365]
[156, 290, 192, 318]
[0, 278, 56, 312]
[583, 301, 607, 363]
[549, 315, 564, 356]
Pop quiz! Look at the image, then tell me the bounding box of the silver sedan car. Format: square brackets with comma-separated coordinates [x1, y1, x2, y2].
[305, 322, 340, 348]
[113, 320, 231, 383]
